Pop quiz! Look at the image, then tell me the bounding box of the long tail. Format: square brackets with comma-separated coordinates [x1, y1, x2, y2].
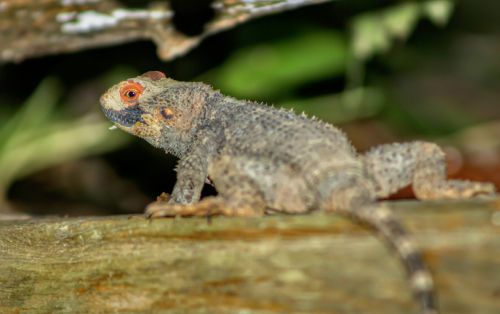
[328, 203, 438, 314]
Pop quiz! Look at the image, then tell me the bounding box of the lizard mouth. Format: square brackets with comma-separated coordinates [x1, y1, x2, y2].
[101, 105, 146, 127]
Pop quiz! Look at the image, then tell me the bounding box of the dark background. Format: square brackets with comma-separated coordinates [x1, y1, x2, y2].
[0, 0, 498, 216]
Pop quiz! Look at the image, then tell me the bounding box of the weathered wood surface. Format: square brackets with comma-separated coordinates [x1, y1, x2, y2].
[0, 199, 499, 314]
[0, 0, 332, 63]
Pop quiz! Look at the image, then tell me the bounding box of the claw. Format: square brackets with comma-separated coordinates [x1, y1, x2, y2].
[144, 202, 178, 219]
[470, 182, 496, 198]
[155, 192, 171, 202]
[144, 196, 228, 218]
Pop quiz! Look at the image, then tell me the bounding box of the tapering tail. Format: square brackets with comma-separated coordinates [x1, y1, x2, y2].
[327, 203, 438, 314]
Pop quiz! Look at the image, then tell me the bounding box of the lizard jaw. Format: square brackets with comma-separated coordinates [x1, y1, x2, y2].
[100, 105, 146, 128]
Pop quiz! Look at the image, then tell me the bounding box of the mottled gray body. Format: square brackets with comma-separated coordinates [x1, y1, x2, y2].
[179, 94, 359, 214]
[100, 72, 496, 314]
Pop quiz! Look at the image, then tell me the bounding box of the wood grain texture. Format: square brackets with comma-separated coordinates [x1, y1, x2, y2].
[0, 199, 499, 314]
[0, 0, 332, 63]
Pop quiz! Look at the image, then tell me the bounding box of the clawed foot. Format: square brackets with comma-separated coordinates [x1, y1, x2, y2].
[417, 180, 496, 200]
[460, 181, 496, 198]
[145, 194, 229, 218]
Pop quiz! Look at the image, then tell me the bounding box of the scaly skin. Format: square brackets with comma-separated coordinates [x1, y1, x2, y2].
[100, 71, 496, 314]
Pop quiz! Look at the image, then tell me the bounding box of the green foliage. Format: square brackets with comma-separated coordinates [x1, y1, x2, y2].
[280, 87, 385, 124]
[0, 77, 130, 200]
[201, 29, 348, 99]
[350, 0, 455, 61]
[199, 28, 380, 122]
[199, 1, 456, 127]
[423, 0, 455, 26]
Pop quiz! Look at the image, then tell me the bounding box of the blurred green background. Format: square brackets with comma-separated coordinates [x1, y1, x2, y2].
[0, 0, 499, 217]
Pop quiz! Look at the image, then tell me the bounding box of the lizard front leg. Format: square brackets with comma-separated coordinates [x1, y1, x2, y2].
[145, 135, 214, 217]
[146, 156, 207, 217]
[146, 154, 268, 218]
[169, 152, 208, 204]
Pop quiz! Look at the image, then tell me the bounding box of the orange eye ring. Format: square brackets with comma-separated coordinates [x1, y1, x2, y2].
[120, 81, 144, 105]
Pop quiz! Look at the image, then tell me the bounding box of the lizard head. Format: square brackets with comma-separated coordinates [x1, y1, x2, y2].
[100, 71, 210, 149]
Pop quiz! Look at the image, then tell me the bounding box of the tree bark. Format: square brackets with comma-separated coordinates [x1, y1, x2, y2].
[0, 199, 499, 313]
[0, 0, 332, 63]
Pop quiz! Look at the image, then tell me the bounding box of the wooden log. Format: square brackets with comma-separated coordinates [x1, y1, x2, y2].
[0, 0, 332, 63]
[0, 199, 499, 313]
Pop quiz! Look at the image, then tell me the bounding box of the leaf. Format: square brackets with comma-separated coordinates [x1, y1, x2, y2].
[382, 2, 420, 40]
[0, 75, 130, 198]
[423, 0, 455, 26]
[350, 0, 455, 61]
[279, 87, 384, 123]
[201, 29, 347, 99]
[0, 77, 61, 150]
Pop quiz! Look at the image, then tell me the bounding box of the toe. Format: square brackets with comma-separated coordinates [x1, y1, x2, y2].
[144, 203, 177, 219]
[472, 182, 496, 197]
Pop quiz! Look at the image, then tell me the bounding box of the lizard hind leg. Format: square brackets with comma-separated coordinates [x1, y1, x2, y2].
[363, 141, 496, 200]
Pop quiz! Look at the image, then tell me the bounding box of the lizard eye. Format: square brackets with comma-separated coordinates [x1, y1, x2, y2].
[119, 81, 144, 105]
[126, 90, 137, 98]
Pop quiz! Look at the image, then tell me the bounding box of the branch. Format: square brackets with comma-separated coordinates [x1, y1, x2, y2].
[1, 199, 499, 313]
[0, 0, 332, 63]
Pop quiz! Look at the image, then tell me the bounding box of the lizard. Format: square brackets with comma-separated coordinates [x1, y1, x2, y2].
[99, 71, 496, 314]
